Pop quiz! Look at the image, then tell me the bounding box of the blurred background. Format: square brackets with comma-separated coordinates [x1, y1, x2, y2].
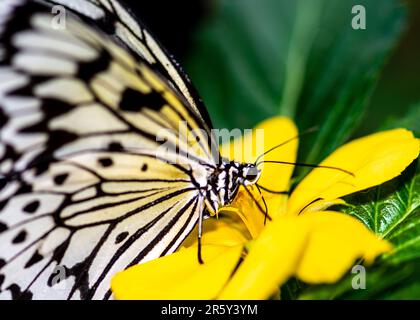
[125, 0, 419, 168]
[126, 0, 419, 130]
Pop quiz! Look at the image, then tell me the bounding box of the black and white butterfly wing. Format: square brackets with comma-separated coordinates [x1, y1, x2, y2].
[0, 0, 215, 299]
[43, 0, 213, 129]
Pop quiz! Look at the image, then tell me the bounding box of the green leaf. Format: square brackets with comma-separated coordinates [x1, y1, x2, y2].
[299, 257, 420, 300]
[335, 159, 420, 264]
[186, 0, 405, 167]
[280, 277, 307, 300]
[382, 102, 420, 137]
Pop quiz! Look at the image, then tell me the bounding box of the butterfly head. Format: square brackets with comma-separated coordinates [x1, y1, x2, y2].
[240, 163, 261, 186]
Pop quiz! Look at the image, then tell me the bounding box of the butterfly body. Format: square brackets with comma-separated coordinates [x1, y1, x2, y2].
[205, 160, 261, 215]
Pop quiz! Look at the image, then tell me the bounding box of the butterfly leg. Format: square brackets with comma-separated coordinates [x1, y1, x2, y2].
[255, 185, 269, 225]
[197, 199, 205, 264]
[243, 185, 272, 224]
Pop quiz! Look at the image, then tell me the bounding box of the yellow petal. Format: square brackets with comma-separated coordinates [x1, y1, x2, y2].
[218, 217, 308, 299]
[218, 211, 391, 299]
[111, 244, 243, 300]
[182, 214, 250, 248]
[296, 211, 392, 283]
[288, 129, 419, 215]
[222, 187, 267, 238]
[111, 217, 247, 300]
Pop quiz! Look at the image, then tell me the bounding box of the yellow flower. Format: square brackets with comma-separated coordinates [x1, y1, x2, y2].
[111, 117, 419, 300]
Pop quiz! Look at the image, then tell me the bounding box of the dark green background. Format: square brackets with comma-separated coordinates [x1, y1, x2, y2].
[128, 0, 420, 137]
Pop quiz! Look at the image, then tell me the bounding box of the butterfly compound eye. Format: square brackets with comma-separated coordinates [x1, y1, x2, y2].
[245, 166, 260, 182]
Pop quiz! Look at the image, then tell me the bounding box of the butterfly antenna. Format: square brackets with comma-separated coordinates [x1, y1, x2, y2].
[256, 160, 354, 177]
[256, 184, 289, 195]
[298, 198, 323, 215]
[253, 126, 318, 165]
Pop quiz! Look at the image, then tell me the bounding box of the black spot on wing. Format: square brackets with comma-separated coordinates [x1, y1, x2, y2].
[44, 129, 78, 149]
[16, 183, 32, 195]
[21, 123, 77, 143]
[12, 230, 27, 244]
[119, 88, 166, 112]
[94, 11, 117, 35]
[0, 108, 8, 128]
[98, 157, 113, 168]
[23, 200, 40, 214]
[0, 1, 35, 65]
[9, 86, 81, 185]
[53, 173, 69, 186]
[24, 251, 43, 269]
[25, 130, 78, 176]
[8, 284, 33, 300]
[38, 98, 74, 119]
[0, 259, 5, 269]
[0, 223, 7, 233]
[141, 164, 148, 172]
[115, 231, 128, 244]
[77, 50, 111, 81]
[108, 141, 123, 151]
[0, 200, 6, 211]
[0, 178, 7, 193]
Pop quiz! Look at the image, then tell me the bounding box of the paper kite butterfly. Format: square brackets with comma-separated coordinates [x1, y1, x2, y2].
[0, 0, 269, 299]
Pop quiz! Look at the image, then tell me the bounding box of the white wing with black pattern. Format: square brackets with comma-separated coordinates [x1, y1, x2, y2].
[42, 0, 213, 128]
[0, 0, 216, 299]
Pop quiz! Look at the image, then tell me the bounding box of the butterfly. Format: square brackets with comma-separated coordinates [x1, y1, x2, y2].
[0, 0, 270, 299]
